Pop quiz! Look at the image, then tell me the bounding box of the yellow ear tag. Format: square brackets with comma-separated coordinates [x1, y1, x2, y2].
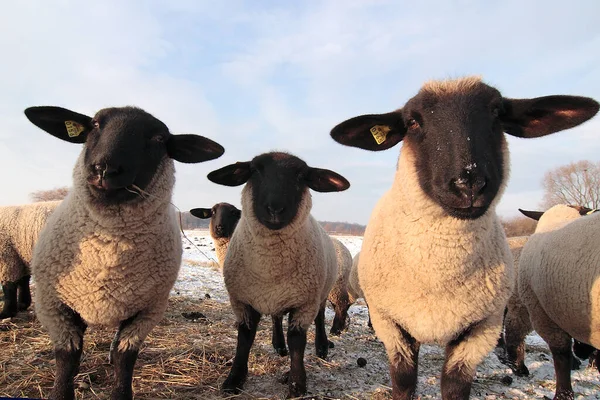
[65, 120, 85, 138]
[370, 125, 391, 145]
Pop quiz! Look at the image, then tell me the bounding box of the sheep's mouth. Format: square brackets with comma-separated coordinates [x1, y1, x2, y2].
[86, 175, 142, 204]
[442, 204, 488, 220]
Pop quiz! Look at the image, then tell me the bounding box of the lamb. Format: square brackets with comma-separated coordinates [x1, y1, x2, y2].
[501, 205, 593, 376]
[348, 252, 371, 328]
[516, 204, 600, 399]
[0, 200, 60, 319]
[330, 76, 599, 400]
[206, 151, 350, 398]
[24, 105, 224, 400]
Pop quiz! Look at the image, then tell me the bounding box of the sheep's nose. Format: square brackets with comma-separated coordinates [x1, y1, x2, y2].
[267, 205, 285, 216]
[93, 163, 122, 177]
[451, 176, 487, 198]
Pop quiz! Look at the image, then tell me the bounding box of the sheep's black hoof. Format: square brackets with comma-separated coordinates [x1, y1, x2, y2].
[316, 344, 328, 360]
[514, 365, 530, 377]
[328, 340, 335, 349]
[274, 346, 288, 357]
[287, 381, 307, 399]
[222, 371, 246, 394]
[17, 302, 30, 311]
[329, 327, 342, 336]
[0, 311, 16, 320]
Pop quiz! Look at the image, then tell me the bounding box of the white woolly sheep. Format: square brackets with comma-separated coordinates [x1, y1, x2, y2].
[329, 237, 353, 335]
[0, 200, 60, 319]
[500, 205, 594, 376]
[206, 151, 350, 398]
[348, 252, 371, 328]
[517, 204, 600, 399]
[24, 105, 224, 400]
[330, 76, 599, 399]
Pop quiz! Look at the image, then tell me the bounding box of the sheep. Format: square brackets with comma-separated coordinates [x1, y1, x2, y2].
[190, 202, 241, 267]
[348, 252, 372, 328]
[501, 205, 593, 376]
[191, 203, 352, 352]
[330, 76, 599, 400]
[0, 200, 60, 319]
[24, 105, 224, 400]
[206, 151, 350, 398]
[516, 204, 600, 399]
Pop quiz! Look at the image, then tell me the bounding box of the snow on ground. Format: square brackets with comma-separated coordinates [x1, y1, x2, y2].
[173, 231, 600, 399]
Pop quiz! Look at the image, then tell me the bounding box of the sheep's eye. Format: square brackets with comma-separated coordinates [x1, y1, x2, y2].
[407, 119, 420, 129]
[151, 135, 165, 143]
[491, 104, 502, 118]
[91, 119, 100, 129]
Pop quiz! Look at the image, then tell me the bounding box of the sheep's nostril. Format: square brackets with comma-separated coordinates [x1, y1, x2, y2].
[267, 205, 285, 216]
[473, 178, 486, 195]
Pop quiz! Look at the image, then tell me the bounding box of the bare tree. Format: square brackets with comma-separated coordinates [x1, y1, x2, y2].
[541, 160, 600, 209]
[30, 186, 70, 202]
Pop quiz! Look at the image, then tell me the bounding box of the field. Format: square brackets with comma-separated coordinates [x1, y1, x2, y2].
[0, 232, 598, 399]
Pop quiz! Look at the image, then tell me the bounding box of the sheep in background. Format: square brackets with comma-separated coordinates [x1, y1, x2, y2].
[0, 200, 60, 319]
[190, 202, 241, 267]
[24, 105, 224, 400]
[348, 252, 372, 328]
[517, 205, 600, 399]
[207, 151, 349, 398]
[330, 76, 599, 400]
[501, 205, 594, 376]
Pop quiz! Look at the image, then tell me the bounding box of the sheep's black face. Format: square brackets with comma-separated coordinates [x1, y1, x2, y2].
[401, 84, 505, 219]
[211, 203, 241, 238]
[249, 153, 309, 230]
[83, 107, 170, 205]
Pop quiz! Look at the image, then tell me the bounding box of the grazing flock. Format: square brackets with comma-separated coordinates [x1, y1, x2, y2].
[0, 77, 598, 400]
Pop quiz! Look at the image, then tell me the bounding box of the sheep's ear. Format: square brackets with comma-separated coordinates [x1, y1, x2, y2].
[24, 106, 92, 144]
[207, 161, 251, 186]
[330, 111, 405, 151]
[190, 208, 213, 219]
[502, 96, 599, 138]
[568, 205, 595, 216]
[518, 208, 544, 221]
[306, 168, 350, 192]
[167, 134, 225, 163]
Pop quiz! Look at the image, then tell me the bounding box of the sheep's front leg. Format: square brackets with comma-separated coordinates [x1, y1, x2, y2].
[109, 315, 141, 400]
[222, 305, 261, 394]
[502, 302, 532, 376]
[0, 281, 18, 319]
[442, 315, 502, 400]
[313, 302, 329, 359]
[17, 274, 32, 311]
[49, 304, 87, 400]
[370, 309, 420, 400]
[287, 310, 309, 398]
[110, 299, 168, 400]
[272, 315, 288, 356]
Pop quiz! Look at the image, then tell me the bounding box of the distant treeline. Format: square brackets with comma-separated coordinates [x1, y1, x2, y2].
[179, 212, 366, 236]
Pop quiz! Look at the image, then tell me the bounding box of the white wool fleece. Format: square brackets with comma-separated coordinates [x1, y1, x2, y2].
[518, 206, 600, 349]
[223, 184, 337, 330]
[358, 143, 514, 370]
[33, 154, 182, 351]
[0, 201, 60, 284]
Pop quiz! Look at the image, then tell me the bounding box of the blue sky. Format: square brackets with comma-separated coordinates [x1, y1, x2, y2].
[1, 0, 599, 224]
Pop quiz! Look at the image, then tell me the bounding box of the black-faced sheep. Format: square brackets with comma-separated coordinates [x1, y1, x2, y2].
[207, 151, 349, 398]
[330, 76, 599, 400]
[0, 201, 60, 319]
[517, 204, 600, 399]
[24, 105, 224, 400]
